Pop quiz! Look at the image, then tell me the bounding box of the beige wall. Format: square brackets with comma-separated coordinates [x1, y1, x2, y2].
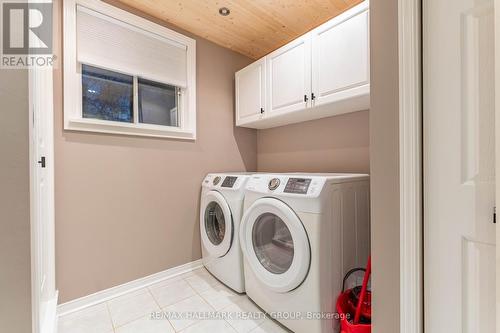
[54, 1, 255, 302]
[0, 69, 32, 332]
[55, 0, 378, 306]
[257, 111, 369, 173]
[370, 1, 400, 332]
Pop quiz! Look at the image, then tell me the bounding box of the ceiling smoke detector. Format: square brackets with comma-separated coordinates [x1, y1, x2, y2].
[219, 7, 230, 16]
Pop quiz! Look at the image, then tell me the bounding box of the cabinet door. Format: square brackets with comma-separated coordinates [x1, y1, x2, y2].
[235, 58, 266, 126]
[266, 33, 311, 117]
[311, 2, 369, 107]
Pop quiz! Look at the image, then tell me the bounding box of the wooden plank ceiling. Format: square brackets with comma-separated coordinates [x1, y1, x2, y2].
[113, 0, 364, 59]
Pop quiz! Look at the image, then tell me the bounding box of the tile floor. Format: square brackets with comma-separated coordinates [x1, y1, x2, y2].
[58, 268, 291, 333]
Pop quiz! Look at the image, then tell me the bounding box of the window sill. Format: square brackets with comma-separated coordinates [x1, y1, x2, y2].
[65, 118, 196, 140]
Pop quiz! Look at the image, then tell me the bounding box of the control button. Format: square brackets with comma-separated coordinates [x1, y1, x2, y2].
[268, 178, 281, 190]
[213, 176, 222, 185]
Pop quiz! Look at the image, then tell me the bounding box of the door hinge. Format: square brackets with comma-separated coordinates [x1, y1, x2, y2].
[260, 108, 264, 114]
[494, 207, 496, 224]
[38, 156, 46, 168]
[311, 92, 316, 101]
[304, 94, 308, 102]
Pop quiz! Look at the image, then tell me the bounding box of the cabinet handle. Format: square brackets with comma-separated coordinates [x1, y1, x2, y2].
[304, 94, 308, 102]
[311, 93, 316, 101]
[260, 108, 264, 114]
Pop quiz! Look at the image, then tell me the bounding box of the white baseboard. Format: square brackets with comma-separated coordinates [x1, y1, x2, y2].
[41, 291, 59, 333]
[57, 259, 203, 317]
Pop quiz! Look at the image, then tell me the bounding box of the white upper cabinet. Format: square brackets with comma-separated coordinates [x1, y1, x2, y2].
[266, 34, 311, 117]
[235, 0, 369, 129]
[235, 58, 266, 126]
[311, 2, 369, 107]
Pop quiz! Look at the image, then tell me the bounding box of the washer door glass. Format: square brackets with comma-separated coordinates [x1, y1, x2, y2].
[252, 213, 294, 274]
[204, 201, 226, 246]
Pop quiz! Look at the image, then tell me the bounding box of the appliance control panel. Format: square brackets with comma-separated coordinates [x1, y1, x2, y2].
[246, 175, 327, 197]
[284, 178, 312, 194]
[203, 174, 250, 190]
[221, 176, 238, 188]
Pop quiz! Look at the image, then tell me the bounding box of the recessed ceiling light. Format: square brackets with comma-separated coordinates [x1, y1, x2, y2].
[219, 7, 230, 16]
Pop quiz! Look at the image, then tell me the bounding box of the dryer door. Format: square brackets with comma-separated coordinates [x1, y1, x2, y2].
[201, 191, 233, 258]
[240, 198, 310, 293]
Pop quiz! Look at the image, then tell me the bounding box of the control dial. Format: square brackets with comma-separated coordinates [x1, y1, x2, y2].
[268, 178, 281, 190]
[213, 176, 222, 185]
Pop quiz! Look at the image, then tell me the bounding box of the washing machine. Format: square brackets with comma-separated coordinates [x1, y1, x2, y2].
[200, 173, 253, 293]
[239, 173, 370, 333]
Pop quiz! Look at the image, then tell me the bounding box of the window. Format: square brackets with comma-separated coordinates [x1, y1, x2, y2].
[64, 0, 196, 139]
[81, 65, 181, 127]
[82, 65, 134, 123]
[138, 79, 179, 127]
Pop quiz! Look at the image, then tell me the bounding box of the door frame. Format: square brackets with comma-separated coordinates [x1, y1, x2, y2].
[495, 0, 500, 329]
[398, 0, 423, 332]
[29, 66, 57, 332]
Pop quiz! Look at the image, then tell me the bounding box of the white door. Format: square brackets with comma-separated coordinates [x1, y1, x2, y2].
[311, 1, 369, 108]
[424, 0, 496, 332]
[30, 67, 57, 332]
[235, 58, 266, 126]
[266, 34, 311, 117]
[240, 198, 310, 293]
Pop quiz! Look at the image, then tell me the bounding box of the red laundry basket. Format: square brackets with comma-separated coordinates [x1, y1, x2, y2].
[336, 257, 371, 333]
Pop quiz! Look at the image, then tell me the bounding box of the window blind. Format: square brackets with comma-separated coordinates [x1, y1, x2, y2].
[76, 6, 188, 88]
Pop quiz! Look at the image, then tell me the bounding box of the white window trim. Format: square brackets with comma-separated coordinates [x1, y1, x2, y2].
[63, 0, 197, 140]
